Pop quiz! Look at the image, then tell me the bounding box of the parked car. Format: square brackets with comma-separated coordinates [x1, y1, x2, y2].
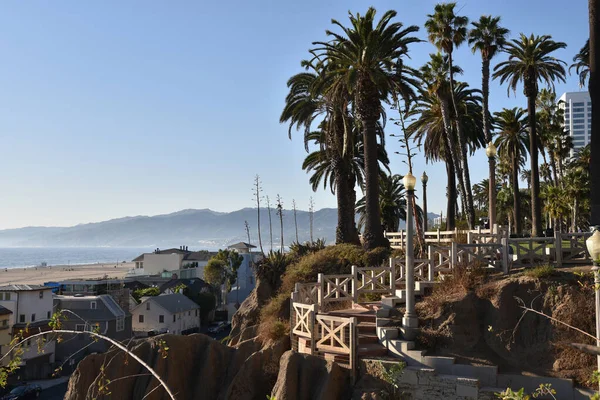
[208, 322, 227, 333]
[1, 384, 41, 400]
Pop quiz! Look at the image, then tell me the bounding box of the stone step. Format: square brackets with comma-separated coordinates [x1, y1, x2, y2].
[358, 334, 379, 344]
[385, 339, 416, 357]
[357, 343, 388, 358]
[357, 321, 377, 333]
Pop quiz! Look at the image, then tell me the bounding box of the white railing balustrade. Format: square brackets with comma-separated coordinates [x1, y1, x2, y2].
[353, 265, 395, 300]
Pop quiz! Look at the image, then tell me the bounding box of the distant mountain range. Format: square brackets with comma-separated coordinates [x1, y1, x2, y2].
[0, 209, 440, 249]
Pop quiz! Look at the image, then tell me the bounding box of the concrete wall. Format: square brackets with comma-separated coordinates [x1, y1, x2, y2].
[143, 253, 183, 275]
[131, 300, 200, 335]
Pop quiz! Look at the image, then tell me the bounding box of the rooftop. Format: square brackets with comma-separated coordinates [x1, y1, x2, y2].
[0, 305, 12, 316]
[0, 284, 52, 292]
[227, 242, 256, 250]
[139, 293, 199, 314]
[55, 294, 127, 320]
[133, 249, 216, 262]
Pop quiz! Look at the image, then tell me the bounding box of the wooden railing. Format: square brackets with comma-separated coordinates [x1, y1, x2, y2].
[509, 237, 555, 267]
[386, 225, 507, 249]
[560, 232, 592, 264]
[353, 265, 395, 299]
[390, 257, 430, 283]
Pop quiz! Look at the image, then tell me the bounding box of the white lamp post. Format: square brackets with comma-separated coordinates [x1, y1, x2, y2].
[421, 172, 429, 232]
[586, 226, 600, 388]
[402, 172, 418, 338]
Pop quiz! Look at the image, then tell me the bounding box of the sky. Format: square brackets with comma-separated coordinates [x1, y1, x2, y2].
[0, 0, 589, 230]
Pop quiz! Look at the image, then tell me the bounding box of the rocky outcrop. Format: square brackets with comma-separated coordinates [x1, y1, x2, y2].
[228, 277, 273, 347]
[65, 333, 289, 400]
[270, 351, 351, 400]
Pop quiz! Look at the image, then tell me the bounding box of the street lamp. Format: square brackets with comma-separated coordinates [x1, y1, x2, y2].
[402, 172, 418, 339]
[421, 172, 429, 232]
[485, 141, 497, 233]
[588, 226, 600, 389]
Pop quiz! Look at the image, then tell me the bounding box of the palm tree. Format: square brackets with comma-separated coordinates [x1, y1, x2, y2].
[313, 8, 420, 249]
[493, 33, 567, 237]
[520, 169, 532, 189]
[408, 79, 485, 229]
[280, 63, 361, 245]
[425, 2, 476, 228]
[569, 39, 590, 88]
[469, 15, 509, 229]
[494, 108, 529, 235]
[356, 174, 408, 232]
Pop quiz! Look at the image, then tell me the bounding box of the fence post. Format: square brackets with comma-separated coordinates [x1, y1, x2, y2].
[310, 305, 316, 355]
[454, 227, 459, 241]
[428, 245, 434, 281]
[554, 231, 563, 267]
[437, 228, 441, 244]
[389, 260, 396, 296]
[501, 238, 510, 274]
[477, 226, 482, 234]
[350, 316, 358, 383]
[351, 265, 358, 303]
[290, 293, 295, 351]
[400, 230, 404, 250]
[317, 273, 324, 307]
[451, 242, 458, 270]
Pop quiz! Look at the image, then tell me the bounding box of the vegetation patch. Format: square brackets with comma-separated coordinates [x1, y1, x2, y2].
[524, 265, 555, 279]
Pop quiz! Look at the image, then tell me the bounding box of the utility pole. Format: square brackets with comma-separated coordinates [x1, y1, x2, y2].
[292, 199, 299, 243]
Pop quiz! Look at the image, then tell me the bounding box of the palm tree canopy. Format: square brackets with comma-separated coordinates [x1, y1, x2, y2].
[493, 107, 529, 169]
[312, 8, 421, 109]
[493, 33, 567, 97]
[425, 2, 469, 54]
[468, 15, 510, 61]
[569, 39, 589, 88]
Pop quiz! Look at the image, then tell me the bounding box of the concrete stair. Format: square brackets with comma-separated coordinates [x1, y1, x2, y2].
[326, 308, 389, 359]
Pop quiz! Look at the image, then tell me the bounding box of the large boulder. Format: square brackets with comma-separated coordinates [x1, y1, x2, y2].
[64, 334, 287, 400]
[229, 277, 273, 346]
[270, 351, 351, 400]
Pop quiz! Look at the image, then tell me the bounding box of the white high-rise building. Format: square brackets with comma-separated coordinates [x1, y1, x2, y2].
[559, 91, 592, 157]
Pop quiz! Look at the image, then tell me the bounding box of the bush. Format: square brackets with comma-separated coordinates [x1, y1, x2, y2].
[524, 265, 555, 279]
[132, 287, 160, 302]
[254, 250, 293, 289]
[288, 239, 327, 259]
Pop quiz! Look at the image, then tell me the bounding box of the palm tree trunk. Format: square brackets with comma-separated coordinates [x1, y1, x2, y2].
[513, 153, 522, 236]
[549, 154, 559, 186]
[482, 58, 497, 231]
[440, 96, 469, 221]
[572, 197, 578, 232]
[444, 144, 457, 230]
[448, 52, 476, 228]
[357, 80, 386, 249]
[527, 90, 543, 237]
[335, 160, 360, 245]
[590, 0, 600, 225]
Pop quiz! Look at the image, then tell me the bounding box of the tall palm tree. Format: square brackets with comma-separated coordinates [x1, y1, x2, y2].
[494, 108, 529, 235]
[418, 53, 468, 219]
[493, 33, 567, 237]
[408, 79, 485, 229]
[313, 8, 420, 249]
[280, 64, 361, 244]
[425, 2, 476, 228]
[356, 174, 409, 232]
[570, 39, 590, 88]
[468, 15, 509, 229]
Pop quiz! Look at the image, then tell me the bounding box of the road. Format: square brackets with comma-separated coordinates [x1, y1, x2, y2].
[39, 382, 68, 400]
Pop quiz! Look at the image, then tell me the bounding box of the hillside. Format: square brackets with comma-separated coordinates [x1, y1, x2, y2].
[0, 209, 439, 248]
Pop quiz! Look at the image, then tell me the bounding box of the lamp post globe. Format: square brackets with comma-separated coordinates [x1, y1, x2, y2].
[403, 172, 416, 192]
[421, 172, 428, 185]
[587, 226, 600, 267]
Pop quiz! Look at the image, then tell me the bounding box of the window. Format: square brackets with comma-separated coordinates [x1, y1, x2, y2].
[159, 315, 164, 323]
[173, 315, 176, 322]
[1, 320, 7, 327]
[572, 113, 585, 118]
[139, 315, 144, 323]
[31, 314, 35, 322]
[195, 310, 198, 317]
[90, 301, 97, 310]
[75, 324, 85, 331]
[39, 291, 44, 299]
[19, 315, 25, 323]
[3, 293, 10, 301]
[573, 107, 584, 113]
[178, 314, 181, 320]
[188, 311, 190, 316]
[116, 316, 124, 332]
[573, 102, 584, 106]
[47, 311, 51, 319]
[86, 323, 100, 332]
[146, 303, 150, 310]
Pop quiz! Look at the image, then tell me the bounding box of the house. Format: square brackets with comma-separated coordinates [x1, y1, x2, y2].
[131, 294, 200, 337]
[0, 306, 12, 360]
[0, 285, 56, 379]
[131, 247, 217, 278]
[53, 294, 132, 366]
[48, 279, 131, 315]
[225, 242, 259, 309]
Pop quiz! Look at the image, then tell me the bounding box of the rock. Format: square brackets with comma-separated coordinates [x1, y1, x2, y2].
[229, 277, 273, 346]
[270, 351, 351, 400]
[64, 334, 285, 400]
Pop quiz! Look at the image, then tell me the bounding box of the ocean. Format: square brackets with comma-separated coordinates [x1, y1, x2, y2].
[0, 247, 150, 269]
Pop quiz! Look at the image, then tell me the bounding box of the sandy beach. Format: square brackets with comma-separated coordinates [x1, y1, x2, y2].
[0, 262, 135, 286]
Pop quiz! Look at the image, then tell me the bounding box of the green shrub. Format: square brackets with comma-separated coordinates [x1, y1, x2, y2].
[132, 287, 160, 302]
[524, 265, 555, 279]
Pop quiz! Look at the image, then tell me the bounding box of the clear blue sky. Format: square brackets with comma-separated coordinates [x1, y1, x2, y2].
[0, 0, 588, 229]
